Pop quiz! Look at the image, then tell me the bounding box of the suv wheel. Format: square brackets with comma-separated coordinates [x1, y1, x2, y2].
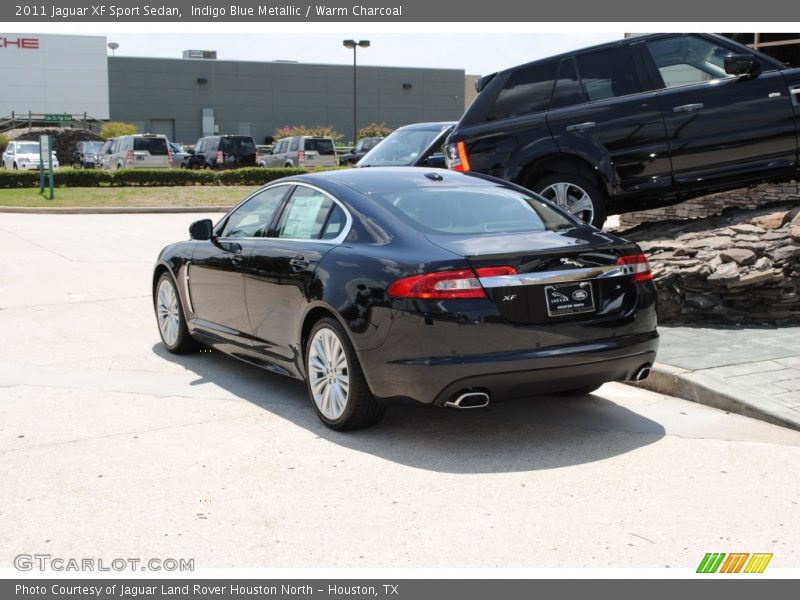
[533, 173, 606, 228]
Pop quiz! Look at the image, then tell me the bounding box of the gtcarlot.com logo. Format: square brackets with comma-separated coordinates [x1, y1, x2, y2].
[14, 554, 194, 572]
[696, 552, 773, 573]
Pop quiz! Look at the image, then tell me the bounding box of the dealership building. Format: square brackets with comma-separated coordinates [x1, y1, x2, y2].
[0, 33, 466, 144]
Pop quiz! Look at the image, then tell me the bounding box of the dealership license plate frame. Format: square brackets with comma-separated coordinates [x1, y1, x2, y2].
[544, 281, 595, 317]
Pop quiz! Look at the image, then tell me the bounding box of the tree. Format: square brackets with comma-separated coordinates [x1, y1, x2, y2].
[0, 134, 8, 153]
[101, 121, 137, 139]
[272, 125, 344, 143]
[358, 123, 393, 139]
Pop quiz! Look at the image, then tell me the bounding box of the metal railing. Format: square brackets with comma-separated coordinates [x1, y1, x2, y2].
[0, 111, 105, 135]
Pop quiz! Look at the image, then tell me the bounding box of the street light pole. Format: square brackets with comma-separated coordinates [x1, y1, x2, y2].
[343, 39, 370, 146]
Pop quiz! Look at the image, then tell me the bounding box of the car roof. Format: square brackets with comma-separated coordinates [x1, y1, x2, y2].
[294, 166, 502, 195]
[394, 121, 457, 131]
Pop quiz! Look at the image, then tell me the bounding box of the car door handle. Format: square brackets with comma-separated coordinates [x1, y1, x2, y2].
[289, 256, 311, 271]
[565, 121, 596, 132]
[673, 103, 704, 113]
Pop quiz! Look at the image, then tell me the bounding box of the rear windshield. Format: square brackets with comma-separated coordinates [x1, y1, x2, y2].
[134, 137, 169, 155]
[304, 138, 335, 155]
[220, 137, 256, 154]
[374, 187, 573, 235]
[359, 128, 444, 166]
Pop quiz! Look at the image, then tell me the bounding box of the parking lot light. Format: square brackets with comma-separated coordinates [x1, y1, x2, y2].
[343, 39, 370, 145]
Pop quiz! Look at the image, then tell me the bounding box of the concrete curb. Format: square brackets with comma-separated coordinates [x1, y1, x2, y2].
[629, 363, 800, 432]
[0, 206, 232, 214]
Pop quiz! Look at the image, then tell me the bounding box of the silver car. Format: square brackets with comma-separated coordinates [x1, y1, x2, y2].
[260, 136, 337, 168]
[102, 134, 171, 170]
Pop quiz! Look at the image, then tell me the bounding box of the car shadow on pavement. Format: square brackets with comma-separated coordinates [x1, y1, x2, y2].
[153, 343, 666, 474]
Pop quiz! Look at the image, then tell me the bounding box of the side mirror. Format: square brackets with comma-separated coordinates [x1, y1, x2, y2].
[424, 154, 446, 168]
[725, 54, 761, 77]
[189, 219, 213, 240]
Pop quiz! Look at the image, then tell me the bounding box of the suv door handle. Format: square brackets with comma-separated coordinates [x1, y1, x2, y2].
[289, 256, 311, 271]
[566, 121, 596, 132]
[673, 103, 704, 113]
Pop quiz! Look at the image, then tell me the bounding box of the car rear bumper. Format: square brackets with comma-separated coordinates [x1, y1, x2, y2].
[359, 328, 658, 406]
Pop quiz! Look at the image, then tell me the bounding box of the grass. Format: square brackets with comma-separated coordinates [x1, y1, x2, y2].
[0, 186, 260, 208]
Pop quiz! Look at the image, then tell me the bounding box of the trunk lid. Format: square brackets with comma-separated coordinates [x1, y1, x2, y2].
[426, 226, 643, 325]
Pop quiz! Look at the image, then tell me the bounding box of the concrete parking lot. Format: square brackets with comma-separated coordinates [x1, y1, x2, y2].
[1, 212, 799, 569]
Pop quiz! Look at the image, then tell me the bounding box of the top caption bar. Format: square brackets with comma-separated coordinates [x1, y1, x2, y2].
[2, 0, 795, 21]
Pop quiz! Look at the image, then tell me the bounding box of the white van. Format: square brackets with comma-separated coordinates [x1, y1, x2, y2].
[2, 140, 59, 170]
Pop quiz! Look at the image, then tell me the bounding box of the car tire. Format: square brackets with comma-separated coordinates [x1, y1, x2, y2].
[532, 173, 607, 228]
[305, 317, 386, 431]
[12, 163, 18, 170]
[555, 383, 603, 396]
[285, 162, 293, 168]
[154, 272, 197, 354]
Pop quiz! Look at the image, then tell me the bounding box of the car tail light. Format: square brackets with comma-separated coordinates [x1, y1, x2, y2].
[255, 150, 259, 164]
[445, 141, 471, 172]
[297, 151, 305, 164]
[125, 150, 133, 165]
[388, 266, 516, 299]
[168, 147, 173, 161]
[616, 253, 652, 283]
[216, 151, 223, 163]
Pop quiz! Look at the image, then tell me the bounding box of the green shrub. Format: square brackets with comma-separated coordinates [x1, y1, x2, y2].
[0, 167, 323, 189]
[100, 121, 137, 139]
[0, 134, 8, 153]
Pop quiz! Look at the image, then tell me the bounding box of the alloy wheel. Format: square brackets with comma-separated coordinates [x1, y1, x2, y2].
[156, 278, 181, 347]
[539, 181, 595, 224]
[307, 327, 350, 420]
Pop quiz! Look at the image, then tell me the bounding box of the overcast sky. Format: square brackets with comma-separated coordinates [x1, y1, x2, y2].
[102, 32, 625, 75]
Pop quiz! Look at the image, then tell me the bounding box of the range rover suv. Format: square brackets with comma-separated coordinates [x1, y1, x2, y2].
[445, 33, 800, 227]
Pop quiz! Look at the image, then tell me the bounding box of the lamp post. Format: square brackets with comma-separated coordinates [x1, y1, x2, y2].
[343, 39, 370, 146]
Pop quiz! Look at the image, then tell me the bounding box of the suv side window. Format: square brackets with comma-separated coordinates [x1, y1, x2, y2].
[289, 137, 300, 152]
[487, 60, 557, 121]
[551, 46, 645, 108]
[220, 185, 289, 238]
[646, 35, 744, 89]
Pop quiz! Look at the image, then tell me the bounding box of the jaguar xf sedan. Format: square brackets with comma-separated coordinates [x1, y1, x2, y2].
[153, 168, 658, 430]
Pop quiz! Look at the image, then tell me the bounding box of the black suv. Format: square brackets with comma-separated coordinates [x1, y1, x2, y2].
[184, 135, 258, 170]
[445, 33, 800, 227]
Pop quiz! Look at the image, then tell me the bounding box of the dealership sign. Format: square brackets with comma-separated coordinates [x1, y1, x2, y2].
[0, 36, 39, 49]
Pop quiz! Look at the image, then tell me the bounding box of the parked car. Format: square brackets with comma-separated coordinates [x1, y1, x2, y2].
[445, 33, 800, 227]
[71, 141, 104, 169]
[339, 136, 383, 166]
[256, 144, 273, 165]
[2, 140, 59, 170]
[357, 122, 455, 168]
[101, 134, 171, 170]
[95, 139, 115, 170]
[152, 168, 658, 430]
[169, 142, 189, 169]
[184, 135, 258, 169]
[260, 136, 337, 168]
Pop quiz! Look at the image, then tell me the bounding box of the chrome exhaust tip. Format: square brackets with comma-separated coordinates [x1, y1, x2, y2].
[445, 391, 490, 409]
[633, 365, 651, 381]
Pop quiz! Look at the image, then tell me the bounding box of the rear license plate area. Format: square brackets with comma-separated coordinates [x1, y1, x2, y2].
[544, 281, 595, 317]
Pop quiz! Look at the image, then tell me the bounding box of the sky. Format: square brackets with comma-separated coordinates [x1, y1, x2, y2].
[101, 32, 625, 75]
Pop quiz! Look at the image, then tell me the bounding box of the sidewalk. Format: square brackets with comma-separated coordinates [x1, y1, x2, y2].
[634, 325, 800, 431]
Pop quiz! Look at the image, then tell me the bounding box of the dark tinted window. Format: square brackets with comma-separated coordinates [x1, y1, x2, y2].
[134, 137, 169, 155]
[374, 186, 572, 235]
[487, 60, 557, 121]
[646, 35, 740, 89]
[321, 205, 347, 240]
[304, 138, 335, 155]
[551, 58, 585, 109]
[221, 185, 288, 238]
[575, 46, 644, 101]
[220, 136, 256, 154]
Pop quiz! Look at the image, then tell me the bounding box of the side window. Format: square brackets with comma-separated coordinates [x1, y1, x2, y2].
[220, 185, 289, 238]
[277, 140, 288, 154]
[321, 205, 347, 240]
[646, 35, 740, 89]
[574, 46, 645, 102]
[289, 137, 300, 152]
[276, 186, 337, 240]
[487, 60, 557, 121]
[551, 47, 645, 108]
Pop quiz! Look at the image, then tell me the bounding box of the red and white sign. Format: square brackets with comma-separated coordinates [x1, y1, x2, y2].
[0, 36, 40, 49]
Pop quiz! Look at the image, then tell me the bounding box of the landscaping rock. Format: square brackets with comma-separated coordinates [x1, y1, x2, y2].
[719, 248, 756, 265]
[751, 211, 789, 229]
